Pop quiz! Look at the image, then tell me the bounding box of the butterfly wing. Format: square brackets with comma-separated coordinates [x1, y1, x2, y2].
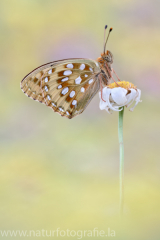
[20, 59, 101, 119]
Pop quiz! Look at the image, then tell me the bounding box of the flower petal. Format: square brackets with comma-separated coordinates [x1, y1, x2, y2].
[130, 89, 142, 111]
[125, 89, 137, 107]
[108, 101, 123, 112]
[99, 87, 111, 110]
[110, 87, 128, 105]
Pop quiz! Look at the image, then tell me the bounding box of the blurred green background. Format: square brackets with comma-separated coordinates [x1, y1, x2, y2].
[0, 0, 160, 239]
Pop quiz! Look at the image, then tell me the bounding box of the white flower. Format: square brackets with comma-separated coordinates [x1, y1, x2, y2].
[99, 81, 141, 113]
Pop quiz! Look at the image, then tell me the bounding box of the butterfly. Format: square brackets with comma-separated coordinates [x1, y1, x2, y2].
[20, 26, 119, 119]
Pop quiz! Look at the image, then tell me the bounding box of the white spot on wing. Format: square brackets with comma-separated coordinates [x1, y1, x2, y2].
[89, 79, 93, 84]
[44, 86, 48, 92]
[59, 107, 64, 112]
[66, 63, 73, 68]
[61, 87, 69, 95]
[61, 77, 68, 82]
[81, 87, 85, 92]
[72, 100, 77, 105]
[89, 67, 93, 72]
[84, 74, 88, 77]
[58, 85, 62, 89]
[52, 102, 56, 107]
[70, 91, 75, 98]
[63, 70, 72, 76]
[79, 64, 85, 70]
[66, 111, 69, 115]
[75, 76, 82, 84]
[48, 69, 52, 74]
[44, 77, 48, 82]
[47, 95, 51, 100]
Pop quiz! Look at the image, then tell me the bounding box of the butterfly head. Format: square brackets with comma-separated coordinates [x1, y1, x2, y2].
[101, 50, 113, 64]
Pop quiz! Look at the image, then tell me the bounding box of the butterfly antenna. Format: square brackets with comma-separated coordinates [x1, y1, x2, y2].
[103, 25, 108, 54]
[104, 27, 113, 53]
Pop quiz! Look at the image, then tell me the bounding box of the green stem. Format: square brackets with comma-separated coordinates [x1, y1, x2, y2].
[118, 107, 124, 215]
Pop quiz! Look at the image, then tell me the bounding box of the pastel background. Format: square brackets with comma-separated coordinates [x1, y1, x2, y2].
[0, 0, 160, 239]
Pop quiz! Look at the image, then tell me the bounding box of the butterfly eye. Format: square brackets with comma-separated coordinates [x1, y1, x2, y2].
[105, 56, 110, 61]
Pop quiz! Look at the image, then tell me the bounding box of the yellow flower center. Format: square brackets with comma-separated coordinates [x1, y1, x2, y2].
[108, 81, 137, 90]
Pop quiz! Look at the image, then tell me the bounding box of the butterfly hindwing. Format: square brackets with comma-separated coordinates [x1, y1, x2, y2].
[21, 59, 100, 119]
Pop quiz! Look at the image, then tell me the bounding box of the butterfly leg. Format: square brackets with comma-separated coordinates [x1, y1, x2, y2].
[112, 68, 121, 81]
[98, 75, 106, 102]
[105, 63, 121, 87]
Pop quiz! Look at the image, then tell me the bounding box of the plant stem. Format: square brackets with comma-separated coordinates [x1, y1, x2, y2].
[118, 107, 124, 215]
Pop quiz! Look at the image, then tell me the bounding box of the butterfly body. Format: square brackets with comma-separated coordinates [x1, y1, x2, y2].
[20, 51, 113, 119]
[97, 50, 113, 86]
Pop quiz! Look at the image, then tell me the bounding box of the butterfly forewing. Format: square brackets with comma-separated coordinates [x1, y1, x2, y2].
[21, 59, 100, 119]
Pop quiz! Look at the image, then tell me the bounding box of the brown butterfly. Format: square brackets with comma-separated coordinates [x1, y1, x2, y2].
[20, 26, 120, 119]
